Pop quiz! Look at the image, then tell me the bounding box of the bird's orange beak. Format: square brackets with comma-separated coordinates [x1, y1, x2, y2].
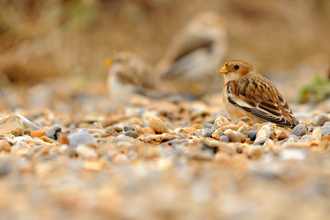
[219, 67, 228, 74]
[104, 58, 113, 67]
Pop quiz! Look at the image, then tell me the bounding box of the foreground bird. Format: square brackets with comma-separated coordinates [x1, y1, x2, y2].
[105, 51, 168, 105]
[219, 60, 299, 128]
[156, 11, 227, 99]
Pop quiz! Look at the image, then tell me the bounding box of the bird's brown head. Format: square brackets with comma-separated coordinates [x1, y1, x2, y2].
[219, 60, 257, 83]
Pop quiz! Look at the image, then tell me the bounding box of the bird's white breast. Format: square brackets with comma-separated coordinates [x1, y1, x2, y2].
[107, 73, 137, 104]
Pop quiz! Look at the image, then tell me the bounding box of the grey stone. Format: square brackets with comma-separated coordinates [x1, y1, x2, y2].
[288, 135, 299, 142]
[46, 126, 62, 140]
[205, 129, 215, 138]
[279, 138, 289, 145]
[124, 125, 133, 131]
[248, 130, 258, 141]
[196, 129, 204, 137]
[322, 125, 330, 137]
[307, 126, 315, 133]
[292, 124, 307, 137]
[68, 130, 97, 148]
[124, 131, 139, 139]
[300, 135, 313, 142]
[201, 145, 217, 154]
[189, 132, 196, 136]
[202, 123, 213, 129]
[312, 114, 330, 126]
[220, 136, 229, 143]
[254, 139, 267, 145]
[105, 126, 123, 133]
[167, 139, 180, 146]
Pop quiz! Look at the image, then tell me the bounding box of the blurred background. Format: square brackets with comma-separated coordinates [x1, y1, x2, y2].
[0, 0, 330, 110]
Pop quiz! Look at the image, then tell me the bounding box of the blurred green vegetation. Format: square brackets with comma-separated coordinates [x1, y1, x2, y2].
[297, 76, 330, 103]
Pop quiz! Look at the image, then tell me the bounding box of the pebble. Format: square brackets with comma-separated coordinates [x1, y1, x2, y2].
[235, 117, 253, 126]
[288, 135, 299, 142]
[202, 123, 213, 129]
[211, 129, 224, 140]
[16, 114, 42, 131]
[247, 147, 263, 159]
[11, 142, 30, 156]
[161, 135, 177, 142]
[312, 114, 330, 126]
[196, 130, 204, 137]
[76, 145, 98, 159]
[275, 130, 289, 140]
[248, 130, 258, 141]
[322, 125, 330, 136]
[220, 136, 229, 143]
[307, 126, 315, 133]
[312, 127, 322, 141]
[0, 115, 23, 136]
[212, 117, 229, 129]
[131, 124, 143, 135]
[124, 125, 133, 131]
[292, 124, 307, 137]
[200, 145, 217, 154]
[167, 139, 180, 146]
[41, 136, 56, 143]
[0, 93, 329, 218]
[254, 139, 267, 145]
[13, 136, 28, 143]
[124, 131, 139, 139]
[0, 141, 11, 152]
[225, 130, 246, 143]
[30, 129, 46, 138]
[142, 127, 156, 135]
[219, 125, 239, 132]
[149, 117, 169, 134]
[68, 130, 97, 148]
[46, 126, 62, 140]
[238, 126, 248, 136]
[255, 127, 270, 143]
[300, 135, 313, 142]
[105, 126, 123, 133]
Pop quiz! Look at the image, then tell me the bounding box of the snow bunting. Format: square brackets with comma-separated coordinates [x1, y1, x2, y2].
[105, 51, 168, 105]
[220, 60, 299, 128]
[156, 11, 227, 99]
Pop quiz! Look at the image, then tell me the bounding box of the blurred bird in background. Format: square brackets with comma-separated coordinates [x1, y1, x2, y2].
[105, 51, 170, 105]
[156, 11, 227, 100]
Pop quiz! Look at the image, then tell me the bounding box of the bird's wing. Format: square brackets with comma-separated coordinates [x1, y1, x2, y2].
[225, 75, 298, 128]
[159, 35, 213, 79]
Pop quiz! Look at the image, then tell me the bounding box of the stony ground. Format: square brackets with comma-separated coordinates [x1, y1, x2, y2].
[0, 89, 330, 220]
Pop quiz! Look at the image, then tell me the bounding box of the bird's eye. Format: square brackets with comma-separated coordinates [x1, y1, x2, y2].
[234, 65, 240, 70]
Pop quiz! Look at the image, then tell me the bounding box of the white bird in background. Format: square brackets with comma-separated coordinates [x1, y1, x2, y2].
[105, 51, 169, 105]
[156, 11, 227, 99]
